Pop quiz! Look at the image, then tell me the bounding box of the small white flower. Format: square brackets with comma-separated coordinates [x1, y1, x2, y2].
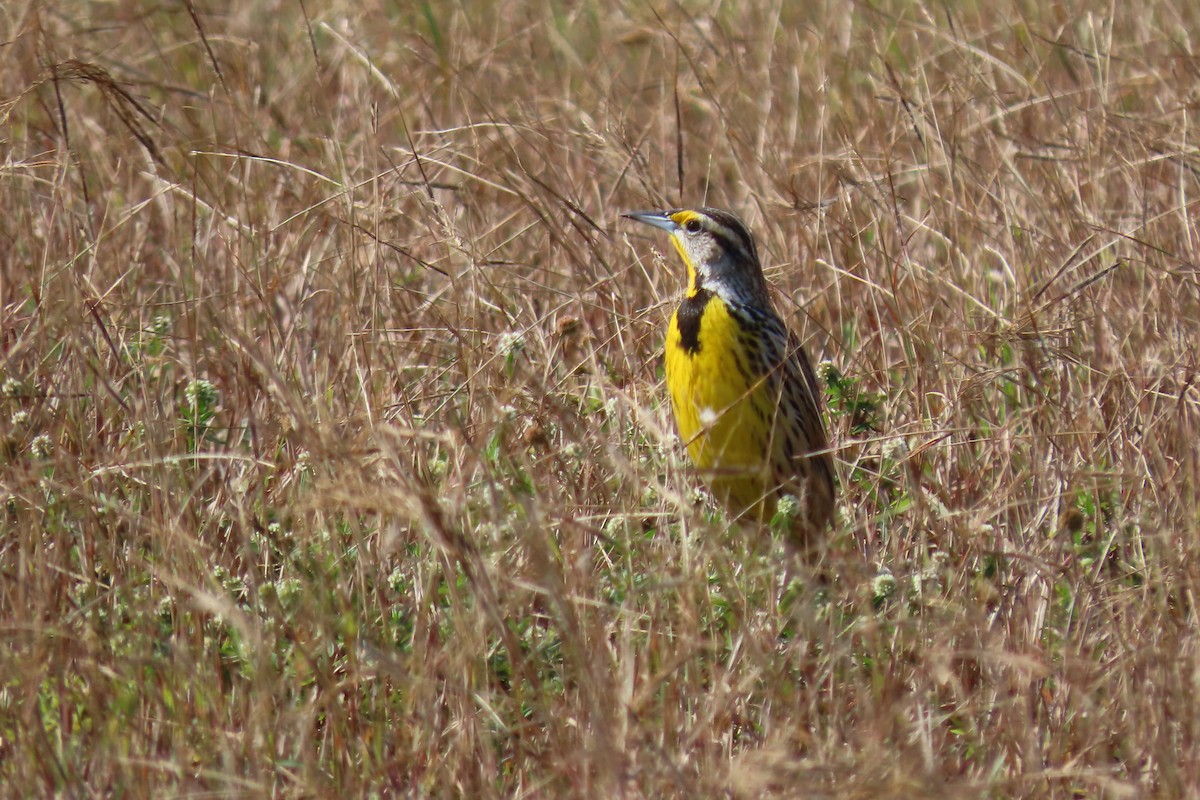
[657, 434, 681, 458]
[498, 404, 519, 421]
[275, 578, 302, 604]
[387, 567, 407, 593]
[881, 437, 908, 463]
[184, 379, 218, 408]
[291, 454, 312, 481]
[10, 409, 30, 427]
[912, 552, 948, 599]
[871, 569, 897, 599]
[152, 315, 172, 334]
[1, 377, 22, 398]
[497, 331, 526, 358]
[29, 434, 52, 458]
[775, 493, 802, 519]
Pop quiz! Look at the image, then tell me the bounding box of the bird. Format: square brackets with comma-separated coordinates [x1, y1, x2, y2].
[623, 206, 835, 540]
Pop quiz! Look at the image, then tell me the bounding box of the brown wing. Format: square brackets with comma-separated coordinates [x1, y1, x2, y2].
[777, 328, 836, 532]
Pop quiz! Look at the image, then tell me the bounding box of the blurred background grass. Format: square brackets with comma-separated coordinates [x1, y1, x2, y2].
[3, 0, 1199, 796]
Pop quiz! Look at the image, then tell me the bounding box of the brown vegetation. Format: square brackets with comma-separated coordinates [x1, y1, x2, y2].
[3, 1, 1200, 796]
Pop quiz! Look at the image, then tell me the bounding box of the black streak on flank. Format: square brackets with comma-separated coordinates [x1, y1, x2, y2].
[675, 288, 712, 355]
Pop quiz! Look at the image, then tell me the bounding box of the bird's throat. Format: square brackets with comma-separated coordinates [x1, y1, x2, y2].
[670, 236, 704, 298]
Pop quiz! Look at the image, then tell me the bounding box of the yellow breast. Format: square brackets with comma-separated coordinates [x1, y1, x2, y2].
[664, 295, 777, 514]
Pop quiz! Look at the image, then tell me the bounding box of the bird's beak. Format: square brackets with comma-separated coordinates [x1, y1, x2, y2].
[622, 211, 677, 232]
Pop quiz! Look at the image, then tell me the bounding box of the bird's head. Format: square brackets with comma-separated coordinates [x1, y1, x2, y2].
[623, 207, 768, 304]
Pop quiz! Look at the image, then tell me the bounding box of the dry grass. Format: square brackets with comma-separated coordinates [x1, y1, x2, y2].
[3, 0, 1200, 796]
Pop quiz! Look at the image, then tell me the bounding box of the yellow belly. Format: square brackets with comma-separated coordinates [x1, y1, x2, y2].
[664, 297, 777, 515]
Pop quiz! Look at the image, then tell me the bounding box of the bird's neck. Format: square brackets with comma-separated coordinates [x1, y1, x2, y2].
[669, 237, 706, 299]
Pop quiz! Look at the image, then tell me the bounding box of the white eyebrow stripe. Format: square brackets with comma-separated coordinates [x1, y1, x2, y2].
[706, 219, 754, 262]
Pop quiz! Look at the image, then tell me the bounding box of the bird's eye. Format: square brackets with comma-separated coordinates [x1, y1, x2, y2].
[684, 219, 702, 234]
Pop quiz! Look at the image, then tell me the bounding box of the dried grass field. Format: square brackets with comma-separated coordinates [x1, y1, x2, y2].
[4, 0, 1200, 796]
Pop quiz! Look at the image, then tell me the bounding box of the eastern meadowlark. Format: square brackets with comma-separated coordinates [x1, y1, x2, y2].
[624, 207, 835, 539]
